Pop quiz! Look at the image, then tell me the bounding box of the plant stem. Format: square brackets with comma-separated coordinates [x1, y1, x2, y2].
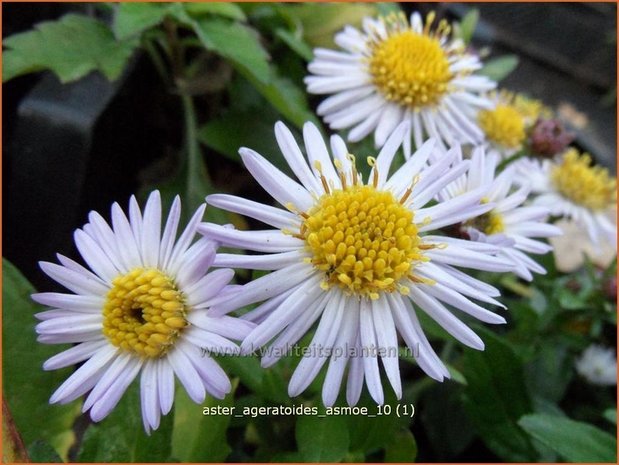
[181, 94, 209, 220]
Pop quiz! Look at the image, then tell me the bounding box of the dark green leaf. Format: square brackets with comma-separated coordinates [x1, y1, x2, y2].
[184, 3, 246, 21]
[384, 429, 417, 462]
[296, 415, 350, 462]
[27, 441, 63, 463]
[171, 380, 237, 462]
[275, 28, 313, 61]
[519, 413, 617, 463]
[3, 259, 81, 459]
[3, 14, 138, 83]
[191, 17, 271, 85]
[421, 383, 474, 459]
[479, 55, 519, 82]
[113, 3, 169, 40]
[525, 343, 573, 403]
[77, 383, 174, 462]
[462, 327, 537, 461]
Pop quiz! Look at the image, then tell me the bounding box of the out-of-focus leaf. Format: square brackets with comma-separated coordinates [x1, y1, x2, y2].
[3, 14, 138, 83]
[185, 3, 246, 21]
[296, 415, 350, 462]
[462, 327, 537, 461]
[479, 55, 519, 82]
[77, 383, 174, 462]
[283, 3, 377, 48]
[237, 68, 320, 129]
[275, 28, 313, 61]
[374, 3, 403, 16]
[457, 9, 479, 44]
[421, 383, 474, 459]
[525, 343, 573, 403]
[384, 429, 417, 462]
[27, 441, 62, 463]
[113, 3, 169, 40]
[3, 259, 81, 459]
[603, 408, 617, 425]
[519, 414, 617, 463]
[3, 400, 29, 463]
[172, 380, 237, 462]
[191, 17, 271, 85]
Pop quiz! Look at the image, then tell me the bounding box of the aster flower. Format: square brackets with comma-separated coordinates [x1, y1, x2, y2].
[477, 90, 549, 158]
[439, 147, 562, 281]
[575, 345, 617, 386]
[33, 191, 254, 433]
[514, 149, 617, 247]
[305, 11, 496, 157]
[200, 121, 514, 407]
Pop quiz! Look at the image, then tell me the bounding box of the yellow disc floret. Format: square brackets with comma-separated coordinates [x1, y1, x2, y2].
[302, 184, 424, 300]
[551, 149, 617, 211]
[367, 13, 453, 108]
[103, 268, 188, 358]
[478, 104, 526, 149]
[466, 210, 505, 235]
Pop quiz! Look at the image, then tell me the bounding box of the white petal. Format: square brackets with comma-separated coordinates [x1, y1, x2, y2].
[359, 299, 384, 405]
[141, 191, 162, 268]
[371, 297, 402, 399]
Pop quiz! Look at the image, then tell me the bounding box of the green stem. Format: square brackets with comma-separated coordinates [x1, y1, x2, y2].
[181, 94, 209, 219]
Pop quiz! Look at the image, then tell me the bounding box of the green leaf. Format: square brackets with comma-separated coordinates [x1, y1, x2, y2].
[519, 414, 617, 463]
[191, 17, 271, 85]
[603, 408, 617, 425]
[478, 55, 519, 82]
[384, 429, 417, 462]
[296, 415, 350, 462]
[27, 441, 63, 463]
[113, 3, 169, 40]
[275, 28, 313, 61]
[525, 343, 573, 403]
[3, 14, 138, 83]
[457, 9, 479, 44]
[77, 383, 175, 462]
[172, 380, 238, 462]
[184, 3, 246, 21]
[283, 3, 378, 48]
[2, 259, 81, 459]
[462, 327, 537, 461]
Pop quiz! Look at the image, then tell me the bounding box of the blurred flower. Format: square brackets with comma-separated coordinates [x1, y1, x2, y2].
[439, 147, 561, 281]
[549, 217, 617, 273]
[575, 345, 617, 386]
[201, 121, 512, 407]
[477, 90, 549, 157]
[514, 149, 617, 248]
[33, 191, 253, 433]
[305, 11, 496, 157]
[529, 118, 575, 157]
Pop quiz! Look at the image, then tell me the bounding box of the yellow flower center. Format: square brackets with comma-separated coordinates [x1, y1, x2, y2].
[466, 210, 505, 235]
[367, 14, 453, 108]
[478, 104, 526, 149]
[296, 156, 433, 300]
[103, 268, 188, 358]
[551, 149, 617, 211]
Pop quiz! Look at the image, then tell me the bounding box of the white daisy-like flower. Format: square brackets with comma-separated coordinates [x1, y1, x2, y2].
[575, 345, 617, 386]
[33, 191, 254, 433]
[477, 90, 548, 158]
[305, 11, 496, 157]
[439, 147, 562, 281]
[514, 149, 616, 248]
[200, 121, 514, 407]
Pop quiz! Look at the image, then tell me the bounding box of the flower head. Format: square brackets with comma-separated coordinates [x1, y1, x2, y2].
[439, 148, 562, 281]
[515, 150, 616, 247]
[478, 90, 548, 157]
[305, 11, 496, 156]
[575, 345, 617, 386]
[201, 121, 514, 407]
[529, 118, 575, 157]
[33, 191, 254, 433]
